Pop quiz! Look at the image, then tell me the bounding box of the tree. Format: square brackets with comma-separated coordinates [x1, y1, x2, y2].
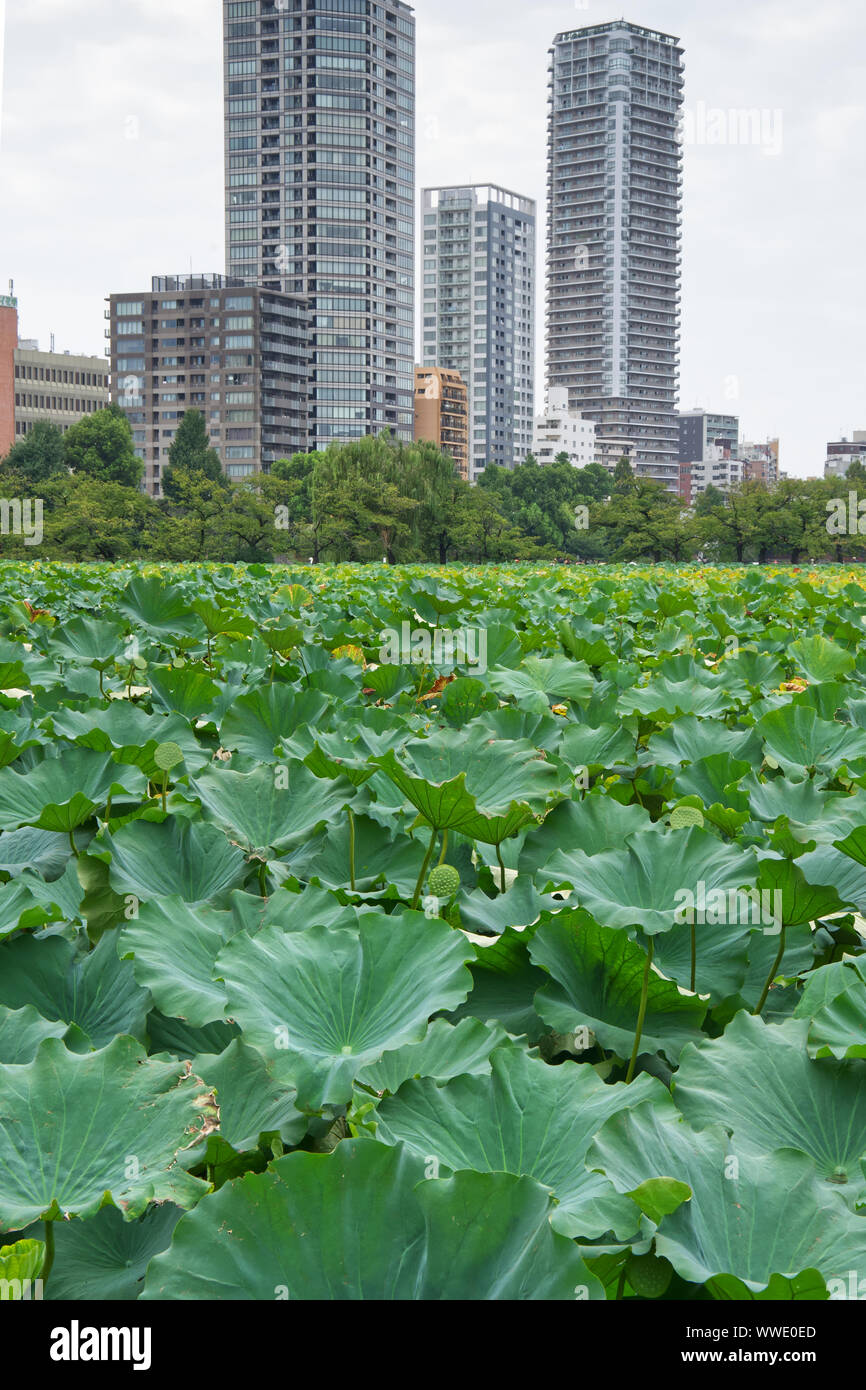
[161, 411, 226, 497]
[612, 456, 636, 494]
[63, 409, 143, 489]
[595, 479, 695, 562]
[39, 474, 160, 559]
[1, 422, 67, 485]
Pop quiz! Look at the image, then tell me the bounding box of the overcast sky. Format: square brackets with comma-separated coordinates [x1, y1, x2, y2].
[1, 0, 863, 476]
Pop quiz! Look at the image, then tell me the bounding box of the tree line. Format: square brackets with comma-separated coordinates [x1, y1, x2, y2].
[1, 407, 864, 564]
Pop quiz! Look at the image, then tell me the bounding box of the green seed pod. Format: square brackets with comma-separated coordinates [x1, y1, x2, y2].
[428, 864, 460, 898]
[626, 1252, 674, 1299]
[154, 741, 184, 773]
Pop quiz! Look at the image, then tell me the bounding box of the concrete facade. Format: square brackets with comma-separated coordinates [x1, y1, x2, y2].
[108, 274, 309, 497]
[547, 21, 684, 490]
[422, 183, 536, 481]
[533, 385, 596, 468]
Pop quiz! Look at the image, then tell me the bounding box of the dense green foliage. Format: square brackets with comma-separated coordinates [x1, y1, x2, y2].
[0, 560, 864, 1301]
[2, 422, 865, 565]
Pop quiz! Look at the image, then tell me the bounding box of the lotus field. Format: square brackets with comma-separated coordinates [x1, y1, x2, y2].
[1, 560, 866, 1303]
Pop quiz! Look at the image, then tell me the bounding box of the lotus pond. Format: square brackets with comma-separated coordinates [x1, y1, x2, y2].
[0, 561, 865, 1301]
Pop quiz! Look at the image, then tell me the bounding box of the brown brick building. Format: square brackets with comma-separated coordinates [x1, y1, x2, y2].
[414, 367, 469, 480]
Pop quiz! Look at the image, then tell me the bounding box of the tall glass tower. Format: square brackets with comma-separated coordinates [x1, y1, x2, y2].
[547, 21, 684, 486]
[223, 0, 416, 449]
[422, 185, 536, 481]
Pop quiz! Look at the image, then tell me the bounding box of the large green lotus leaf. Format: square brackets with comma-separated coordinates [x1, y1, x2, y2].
[796, 958, 866, 1061]
[618, 679, 730, 721]
[0, 1036, 209, 1228]
[448, 930, 550, 1043]
[219, 686, 330, 761]
[554, 828, 757, 935]
[0, 878, 62, 941]
[100, 817, 247, 905]
[188, 762, 355, 856]
[191, 1040, 307, 1152]
[377, 1045, 661, 1240]
[487, 655, 594, 704]
[357, 1018, 508, 1094]
[796, 842, 866, 913]
[456, 878, 553, 937]
[673, 754, 751, 811]
[531, 910, 707, 1061]
[36, 1203, 183, 1301]
[373, 730, 563, 841]
[216, 915, 474, 1107]
[559, 723, 636, 771]
[0, 825, 71, 878]
[0, 748, 146, 831]
[290, 813, 427, 897]
[675, 1014, 866, 1198]
[147, 666, 222, 722]
[0, 1005, 67, 1062]
[652, 918, 751, 1003]
[757, 705, 866, 775]
[48, 703, 209, 775]
[116, 575, 204, 639]
[142, 1140, 602, 1300]
[588, 1098, 866, 1293]
[520, 795, 658, 874]
[0, 934, 151, 1048]
[832, 824, 866, 870]
[743, 775, 866, 843]
[117, 897, 243, 1028]
[48, 615, 125, 666]
[644, 717, 763, 769]
[756, 855, 850, 925]
[788, 635, 855, 684]
[0, 1238, 45, 1295]
[146, 1012, 240, 1062]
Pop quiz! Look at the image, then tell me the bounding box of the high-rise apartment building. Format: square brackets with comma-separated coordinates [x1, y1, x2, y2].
[422, 185, 536, 482]
[741, 439, 780, 486]
[678, 408, 739, 463]
[414, 367, 469, 480]
[547, 21, 684, 489]
[825, 436, 866, 479]
[0, 296, 17, 457]
[223, 0, 415, 449]
[108, 274, 309, 497]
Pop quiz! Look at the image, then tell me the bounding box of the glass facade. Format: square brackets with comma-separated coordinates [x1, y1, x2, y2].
[223, 0, 416, 447]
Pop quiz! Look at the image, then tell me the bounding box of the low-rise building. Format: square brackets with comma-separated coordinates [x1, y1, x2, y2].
[825, 435, 866, 479]
[741, 439, 780, 486]
[108, 274, 310, 497]
[533, 387, 596, 469]
[1, 291, 110, 454]
[414, 367, 469, 480]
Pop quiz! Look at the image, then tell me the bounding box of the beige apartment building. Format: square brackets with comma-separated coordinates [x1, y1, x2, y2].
[414, 367, 469, 480]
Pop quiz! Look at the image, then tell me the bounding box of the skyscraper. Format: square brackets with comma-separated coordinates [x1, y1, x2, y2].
[547, 21, 684, 488]
[422, 185, 536, 481]
[223, 0, 415, 449]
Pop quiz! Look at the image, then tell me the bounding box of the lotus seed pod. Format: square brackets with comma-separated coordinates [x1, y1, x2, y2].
[428, 864, 460, 898]
[625, 1252, 674, 1299]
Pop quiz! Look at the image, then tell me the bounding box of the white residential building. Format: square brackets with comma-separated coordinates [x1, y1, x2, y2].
[689, 446, 745, 497]
[533, 387, 596, 467]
